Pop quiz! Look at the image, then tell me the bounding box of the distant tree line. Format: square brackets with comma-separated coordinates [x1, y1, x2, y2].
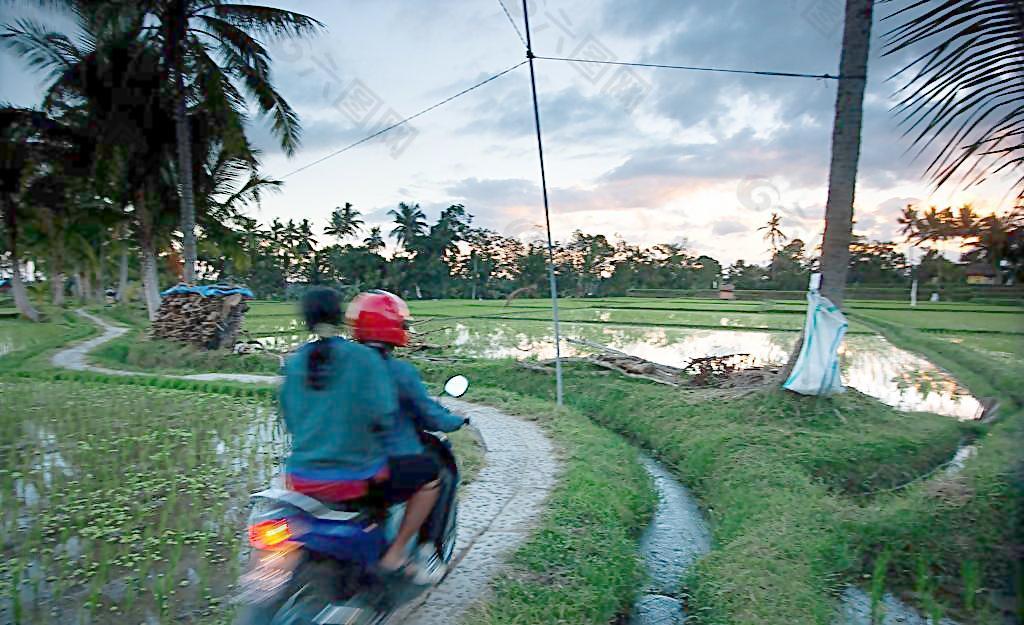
[4, 193, 1019, 306]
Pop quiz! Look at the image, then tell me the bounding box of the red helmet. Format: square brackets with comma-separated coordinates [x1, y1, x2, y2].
[346, 290, 410, 346]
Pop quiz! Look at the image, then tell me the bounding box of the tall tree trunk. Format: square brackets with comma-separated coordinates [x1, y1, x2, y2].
[94, 245, 105, 302]
[80, 270, 92, 304]
[136, 190, 162, 320]
[140, 244, 161, 320]
[118, 248, 129, 302]
[819, 0, 873, 308]
[782, 0, 872, 379]
[172, 5, 198, 285]
[50, 248, 65, 307]
[71, 263, 82, 301]
[9, 261, 40, 321]
[1, 196, 41, 321]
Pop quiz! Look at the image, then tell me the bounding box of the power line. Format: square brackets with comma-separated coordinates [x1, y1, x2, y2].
[281, 60, 527, 179]
[536, 54, 853, 80]
[494, 0, 527, 48]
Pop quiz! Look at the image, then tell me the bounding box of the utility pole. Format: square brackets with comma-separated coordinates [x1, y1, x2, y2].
[522, 0, 564, 405]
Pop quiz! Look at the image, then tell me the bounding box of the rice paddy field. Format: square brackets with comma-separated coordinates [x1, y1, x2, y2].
[0, 376, 283, 625]
[240, 297, 1024, 420]
[0, 294, 1021, 624]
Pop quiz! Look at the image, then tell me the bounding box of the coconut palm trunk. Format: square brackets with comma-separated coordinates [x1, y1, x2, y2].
[94, 246, 106, 301]
[1, 196, 41, 321]
[140, 244, 161, 318]
[50, 252, 65, 307]
[819, 0, 873, 308]
[175, 78, 197, 284]
[118, 248, 129, 302]
[80, 270, 92, 304]
[135, 191, 162, 319]
[783, 0, 872, 379]
[169, 1, 197, 284]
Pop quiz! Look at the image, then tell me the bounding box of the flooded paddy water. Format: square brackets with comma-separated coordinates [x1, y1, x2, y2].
[0, 379, 285, 625]
[247, 317, 983, 419]
[420, 319, 984, 419]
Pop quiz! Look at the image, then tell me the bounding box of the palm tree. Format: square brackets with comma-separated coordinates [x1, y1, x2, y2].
[758, 212, 787, 255]
[3, 9, 185, 318]
[885, 0, 1024, 197]
[783, 0, 873, 382]
[759, 211, 788, 284]
[144, 0, 323, 283]
[388, 202, 427, 250]
[818, 0, 873, 309]
[0, 108, 46, 321]
[324, 203, 364, 242]
[362, 226, 385, 253]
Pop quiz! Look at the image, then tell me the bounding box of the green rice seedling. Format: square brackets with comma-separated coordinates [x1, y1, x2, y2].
[961, 559, 980, 613]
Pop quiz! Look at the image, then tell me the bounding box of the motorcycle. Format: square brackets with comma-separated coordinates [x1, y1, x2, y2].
[234, 375, 471, 625]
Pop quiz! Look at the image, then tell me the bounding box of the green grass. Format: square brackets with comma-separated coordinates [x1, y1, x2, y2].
[415, 357, 1014, 624]
[90, 327, 282, 376]
[9, 299, 1019, 623]
[418, 384, 656, 625]
[850, 309, 1024, 623]
[861, 308, 1024, 334]
[0, 313, 95, 372]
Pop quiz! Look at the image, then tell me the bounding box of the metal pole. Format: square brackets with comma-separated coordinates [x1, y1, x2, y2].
[521, 0, 564, 405]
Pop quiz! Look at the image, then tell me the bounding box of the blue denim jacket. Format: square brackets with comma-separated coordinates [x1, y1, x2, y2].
[280, 337, 397, 479]
[384, 357, 465, 456]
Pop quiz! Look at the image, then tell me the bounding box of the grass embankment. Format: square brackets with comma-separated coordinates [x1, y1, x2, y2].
[851, 310, 1023, 622]
[0, 311, 95, 373]
[425, 384, 656, 624]
[417, 358, 1011, 624]
[78, 305, 283, 376]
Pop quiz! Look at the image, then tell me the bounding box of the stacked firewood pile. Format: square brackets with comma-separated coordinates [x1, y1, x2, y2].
[151, 286, 251, 350]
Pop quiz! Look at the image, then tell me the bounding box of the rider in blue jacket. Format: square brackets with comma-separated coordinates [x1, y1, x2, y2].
[385, 357, 466, 456]
[346, 290, 466, 579]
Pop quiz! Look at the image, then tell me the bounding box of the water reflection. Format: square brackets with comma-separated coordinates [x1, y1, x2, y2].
[247, 319, 981, 419]
[433, 320, 983, 420]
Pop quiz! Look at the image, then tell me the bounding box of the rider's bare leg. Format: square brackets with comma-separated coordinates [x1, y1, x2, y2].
[380, 480, 441, 570]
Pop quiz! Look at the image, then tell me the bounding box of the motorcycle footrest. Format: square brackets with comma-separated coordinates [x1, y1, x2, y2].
[314, 604, 366, 624]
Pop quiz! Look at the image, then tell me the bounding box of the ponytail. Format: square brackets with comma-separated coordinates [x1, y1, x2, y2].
[301, 288, 343, 390]
[307, 339, 332, 390]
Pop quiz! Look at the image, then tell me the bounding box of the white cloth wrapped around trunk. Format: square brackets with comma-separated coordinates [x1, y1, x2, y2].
[783, 291, 848, 395]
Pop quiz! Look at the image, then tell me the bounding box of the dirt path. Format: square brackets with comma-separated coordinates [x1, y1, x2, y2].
[55, 310, 560, 624]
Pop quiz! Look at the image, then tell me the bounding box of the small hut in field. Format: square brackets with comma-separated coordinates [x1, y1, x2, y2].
[964, 263, 998, 286]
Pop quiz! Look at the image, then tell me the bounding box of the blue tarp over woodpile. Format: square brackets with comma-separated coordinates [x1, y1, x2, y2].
[160, 284, 254, 298]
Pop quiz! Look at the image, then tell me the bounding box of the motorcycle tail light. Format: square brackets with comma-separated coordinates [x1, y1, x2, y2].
[248, 519, 293, 550]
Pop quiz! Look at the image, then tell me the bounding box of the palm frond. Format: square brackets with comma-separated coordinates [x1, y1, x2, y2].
[208, 4, 324, 40]
[195, 15, 268, 66]
[885, 0, 1024, 197]
[0, 18, 81, 80]
[227, 51, 301, 155]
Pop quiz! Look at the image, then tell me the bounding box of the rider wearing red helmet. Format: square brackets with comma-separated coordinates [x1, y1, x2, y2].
[346, 289, 412, 346]
[347, 290, 467, 579]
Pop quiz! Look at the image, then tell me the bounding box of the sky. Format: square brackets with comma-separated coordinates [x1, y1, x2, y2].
[1, 0, 1019, 265]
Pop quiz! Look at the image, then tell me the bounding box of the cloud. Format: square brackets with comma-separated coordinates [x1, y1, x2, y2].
[712, 219, 747, 236]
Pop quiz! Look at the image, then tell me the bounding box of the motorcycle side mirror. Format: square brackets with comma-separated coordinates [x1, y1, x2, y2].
[443, 375, 469, 398]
